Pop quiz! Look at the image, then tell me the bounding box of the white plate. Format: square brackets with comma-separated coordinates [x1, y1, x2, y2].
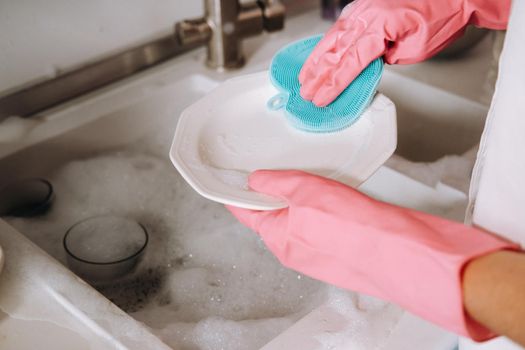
[170, 71, 397, 210]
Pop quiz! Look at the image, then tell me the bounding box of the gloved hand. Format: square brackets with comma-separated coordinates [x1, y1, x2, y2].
[227, 170, 519, 340]
[300, 0, 511, 106]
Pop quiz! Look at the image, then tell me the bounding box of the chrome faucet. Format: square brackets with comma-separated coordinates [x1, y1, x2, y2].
[176, 0, 286, 70]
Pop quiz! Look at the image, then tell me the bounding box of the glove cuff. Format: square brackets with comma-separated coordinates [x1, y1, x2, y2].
[395, 222, 520, 340]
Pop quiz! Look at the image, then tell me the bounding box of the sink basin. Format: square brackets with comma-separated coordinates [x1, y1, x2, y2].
[1, 66, 329, 349]
[0, 65, 476, 350]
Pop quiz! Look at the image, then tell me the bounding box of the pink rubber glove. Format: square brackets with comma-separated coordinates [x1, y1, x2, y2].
[300, 0, 510, 106]
[227, 170, 520, 340]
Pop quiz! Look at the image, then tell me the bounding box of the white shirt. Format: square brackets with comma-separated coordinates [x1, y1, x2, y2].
[462, 0, 525, 349]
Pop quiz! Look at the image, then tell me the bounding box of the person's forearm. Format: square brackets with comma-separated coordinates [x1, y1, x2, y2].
[463, 250, 525, 345]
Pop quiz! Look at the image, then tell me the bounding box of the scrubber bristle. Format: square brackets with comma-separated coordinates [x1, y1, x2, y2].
[268, 35, 384, 133]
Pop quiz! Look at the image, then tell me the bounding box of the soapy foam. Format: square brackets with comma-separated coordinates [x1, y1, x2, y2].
[6, 126, 405, 349]
[5, 147, 325, 349]
[314, 289, 403, 350]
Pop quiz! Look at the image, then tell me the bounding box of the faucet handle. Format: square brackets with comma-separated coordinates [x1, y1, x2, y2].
[175, 17, 212, 46]
[258, 0, 286, 32]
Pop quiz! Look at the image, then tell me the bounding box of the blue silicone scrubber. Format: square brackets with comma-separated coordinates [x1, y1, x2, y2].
[268, 34, 384, 133]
